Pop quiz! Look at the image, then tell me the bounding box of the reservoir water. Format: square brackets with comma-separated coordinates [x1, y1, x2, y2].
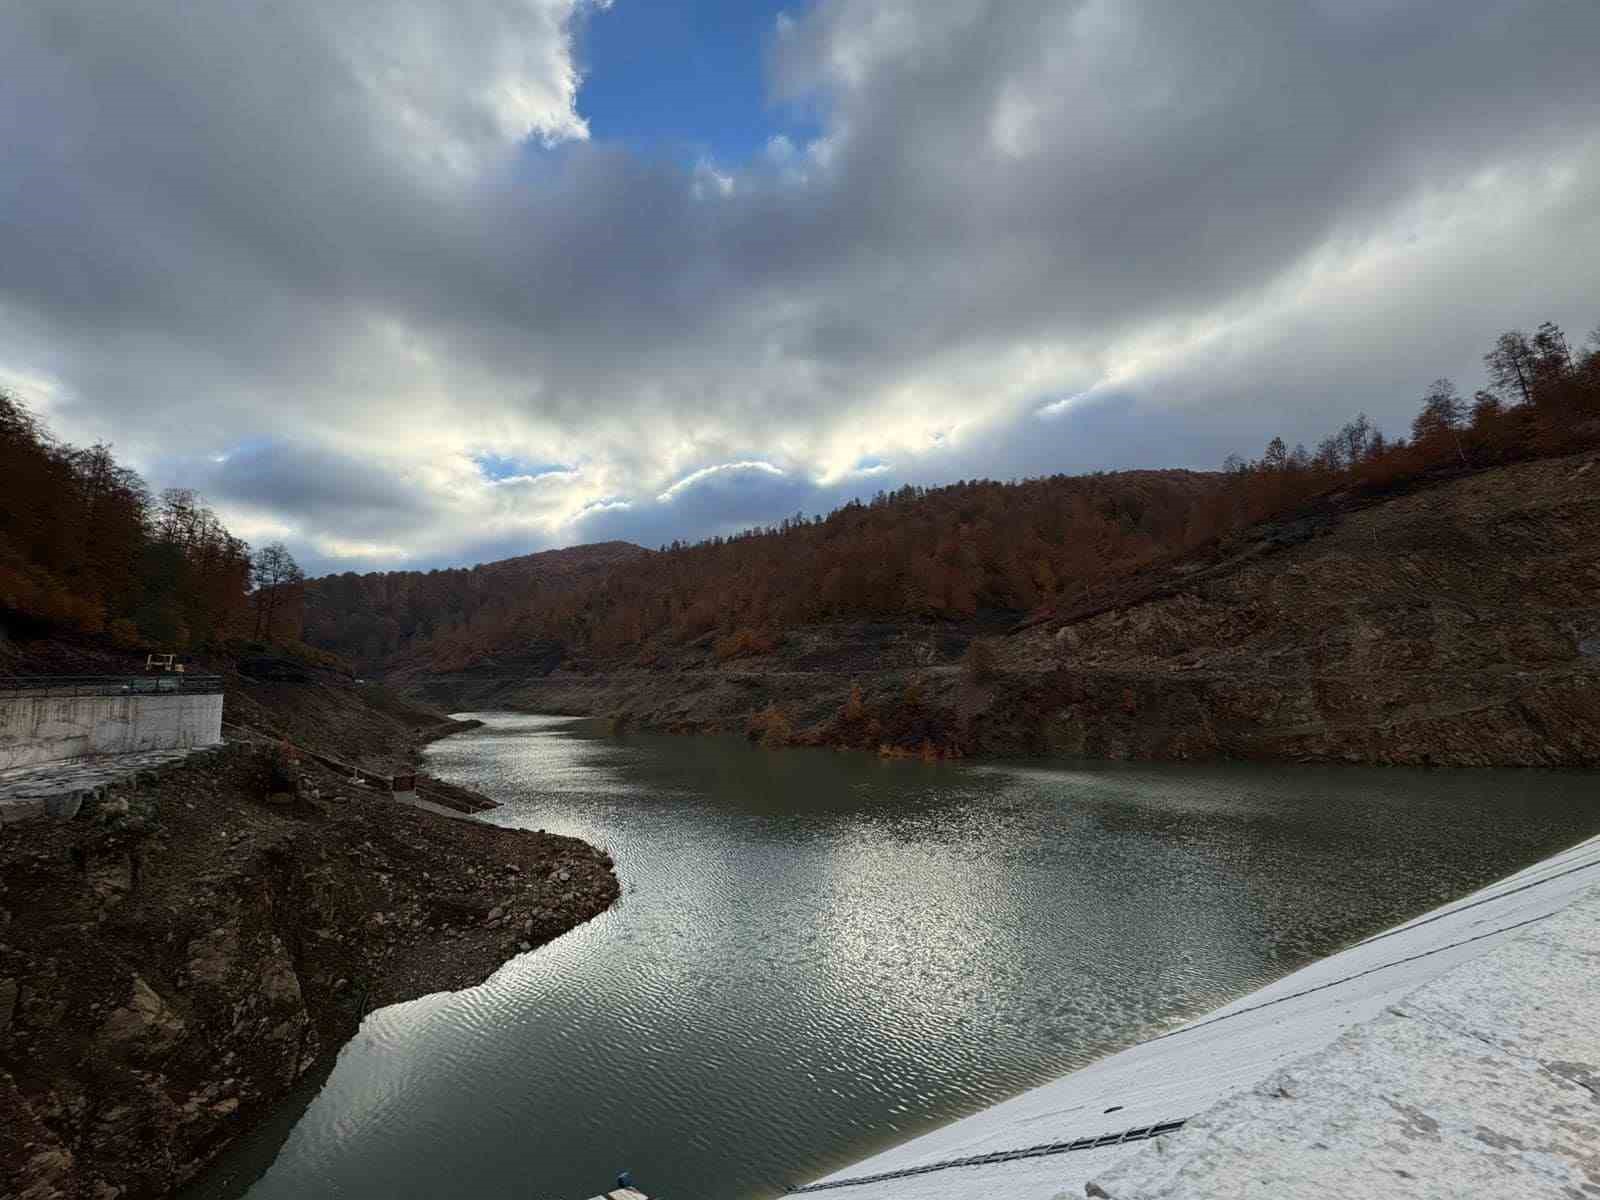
[222, 713, 1599, 1199]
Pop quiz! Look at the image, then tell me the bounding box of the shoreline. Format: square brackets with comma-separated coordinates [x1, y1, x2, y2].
[0, 724, 620, 1200]
[798, 831, 1600, 1197]
[397, 680, 1600, 773]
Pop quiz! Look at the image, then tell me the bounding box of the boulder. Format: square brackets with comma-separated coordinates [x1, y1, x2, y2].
[96, 975, 185, 1061]
[186, 925, 241, 989]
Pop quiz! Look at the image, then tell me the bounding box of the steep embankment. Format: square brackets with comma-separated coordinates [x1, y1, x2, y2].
[403, 453, 1600, 768]
[976, 451, 1600, 765]
[0, 662, 619, 1199]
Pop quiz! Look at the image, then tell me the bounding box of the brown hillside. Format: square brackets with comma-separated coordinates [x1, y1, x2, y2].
[980, 451, 1600, 765]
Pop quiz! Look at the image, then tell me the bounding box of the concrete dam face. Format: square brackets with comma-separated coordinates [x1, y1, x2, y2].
[0, 690, 224, 770]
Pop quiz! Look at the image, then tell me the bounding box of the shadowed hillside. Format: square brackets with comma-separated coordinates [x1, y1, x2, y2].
[302, 542, 649, 669]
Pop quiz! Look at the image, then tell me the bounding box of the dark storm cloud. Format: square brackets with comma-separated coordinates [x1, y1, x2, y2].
[192, 442, 431, 533]
[2, 0, 1598, 569]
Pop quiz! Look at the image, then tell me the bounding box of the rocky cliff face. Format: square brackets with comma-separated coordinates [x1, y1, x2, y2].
[0, 746, 618, 1199]
[976, 452, 1600, 765]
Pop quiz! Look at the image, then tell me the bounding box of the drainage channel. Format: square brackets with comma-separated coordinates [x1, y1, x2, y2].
[786, 1120, 1188, 1193]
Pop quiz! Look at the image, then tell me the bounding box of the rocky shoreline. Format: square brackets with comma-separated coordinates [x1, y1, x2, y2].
[0, 737, 619, 1199]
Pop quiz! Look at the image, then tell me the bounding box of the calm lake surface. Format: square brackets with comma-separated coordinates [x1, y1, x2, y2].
[228, 714, 1599, 1199]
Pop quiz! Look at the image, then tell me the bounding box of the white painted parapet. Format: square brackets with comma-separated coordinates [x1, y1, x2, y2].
[0, 691, 224, 769]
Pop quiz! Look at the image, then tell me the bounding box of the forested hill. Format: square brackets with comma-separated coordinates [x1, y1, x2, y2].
[307, 469, 1231, 675]
[1, 391, 310, 654]
[302, 542, 649, 667]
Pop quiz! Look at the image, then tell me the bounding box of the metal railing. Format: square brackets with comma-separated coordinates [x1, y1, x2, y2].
[0, 674, 226, 699]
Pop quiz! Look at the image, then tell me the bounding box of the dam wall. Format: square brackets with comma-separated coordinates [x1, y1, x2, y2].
[0, 686, 224, 770]
[797, 832, 1600, 1199]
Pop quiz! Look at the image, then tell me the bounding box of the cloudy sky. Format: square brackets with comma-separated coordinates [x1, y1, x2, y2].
[4, 1, 1598, 575]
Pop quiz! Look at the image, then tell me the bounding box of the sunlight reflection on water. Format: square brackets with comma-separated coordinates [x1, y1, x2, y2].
[220, 714, 1599, 1200]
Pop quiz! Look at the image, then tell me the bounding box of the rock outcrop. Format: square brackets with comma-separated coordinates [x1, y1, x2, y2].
[0, 744, 619, 1199]
[976, 452, 1600, 765]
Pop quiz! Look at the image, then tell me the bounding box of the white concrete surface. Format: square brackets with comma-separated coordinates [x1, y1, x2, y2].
[0, 691, 223, 769]
[797, 833, 1600, 1199]
[1089, 889, 1600, 1198]
[0, 745, 221, 828]
[393, 791, 481, 821]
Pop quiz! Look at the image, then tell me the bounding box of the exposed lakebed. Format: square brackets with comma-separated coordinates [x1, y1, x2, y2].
[220, 714, 1599, 1199]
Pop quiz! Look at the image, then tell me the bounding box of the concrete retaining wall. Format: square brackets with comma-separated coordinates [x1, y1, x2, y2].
[0, 692, 224, 769]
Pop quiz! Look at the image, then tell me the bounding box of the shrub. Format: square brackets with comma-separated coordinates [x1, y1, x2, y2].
[747, 703, 793, 748]
[842, 684, 866, 722]
[265, 739, 300, 794]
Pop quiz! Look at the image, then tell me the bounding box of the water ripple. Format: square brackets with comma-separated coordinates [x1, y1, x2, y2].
[225, 714, 1600, 1200]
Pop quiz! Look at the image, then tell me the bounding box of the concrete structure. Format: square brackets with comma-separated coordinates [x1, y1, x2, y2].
[1089, 891, 1600, 1198]
[796, 833, 1600, 1199]
[0, 689, 223, 770]
[0, 746, 221, 828]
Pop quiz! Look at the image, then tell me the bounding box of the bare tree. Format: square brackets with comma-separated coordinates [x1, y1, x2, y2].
[1338, 413, 1375, 465]
[1313, 435, 1344, 472]
[252, 541, 304, 641]
[1484, 330, 1536, 405]
[1412, 379, 1467, 465]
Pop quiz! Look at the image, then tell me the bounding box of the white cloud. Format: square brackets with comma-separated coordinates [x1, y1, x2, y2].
[2, 1, 1599, 571]
[657, 461, 787, 502]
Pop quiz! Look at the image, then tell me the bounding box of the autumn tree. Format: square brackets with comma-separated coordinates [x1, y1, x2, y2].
[0, 389, 253, 645]
[1411, 379, 1467, 465]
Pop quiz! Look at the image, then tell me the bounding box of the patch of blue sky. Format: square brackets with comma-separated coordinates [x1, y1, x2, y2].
[574, 1, 819, 164]
[472, 452, 574, 482]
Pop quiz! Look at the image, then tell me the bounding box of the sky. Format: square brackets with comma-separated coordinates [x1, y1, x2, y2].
[3, 0, 1598, 576]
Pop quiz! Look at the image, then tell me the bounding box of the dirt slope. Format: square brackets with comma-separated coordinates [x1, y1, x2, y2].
[976, 451, 1600, 764]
